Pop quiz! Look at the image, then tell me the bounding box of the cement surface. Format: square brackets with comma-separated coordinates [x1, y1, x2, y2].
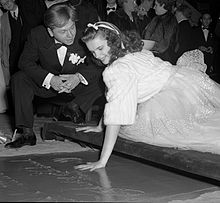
[0, 114, 220, 202]
[0, 114, 90, 157]
[0, 151, 219, 202]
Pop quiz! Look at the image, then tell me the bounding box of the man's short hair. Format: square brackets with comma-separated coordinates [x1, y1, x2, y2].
[44, 2, 77, 30]
[175, 4, 192, 19]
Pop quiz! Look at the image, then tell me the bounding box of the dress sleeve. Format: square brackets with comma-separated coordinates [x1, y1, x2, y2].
[103, 62, 138, 125]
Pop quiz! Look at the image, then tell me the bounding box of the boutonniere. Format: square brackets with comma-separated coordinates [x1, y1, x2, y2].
[69, 53, 86, 65]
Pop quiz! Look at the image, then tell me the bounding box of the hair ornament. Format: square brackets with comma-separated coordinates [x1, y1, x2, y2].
[87, 21, 120, 35]
[87, 23, 99, 30]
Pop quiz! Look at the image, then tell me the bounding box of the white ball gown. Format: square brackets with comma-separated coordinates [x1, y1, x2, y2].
[103, 49, 220, 154]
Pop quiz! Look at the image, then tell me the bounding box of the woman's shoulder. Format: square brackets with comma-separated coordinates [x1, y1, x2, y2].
[108, 50, 154, 70]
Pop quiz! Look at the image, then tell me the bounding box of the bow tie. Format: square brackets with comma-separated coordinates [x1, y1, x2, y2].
[106, 7, 116, 11]
[55, 43, 66, 50]
[54, 43, 72, 51]
[202, 26, 209, 30]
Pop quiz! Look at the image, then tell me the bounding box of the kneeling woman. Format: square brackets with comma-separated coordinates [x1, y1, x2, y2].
[75, 21, 220, 171]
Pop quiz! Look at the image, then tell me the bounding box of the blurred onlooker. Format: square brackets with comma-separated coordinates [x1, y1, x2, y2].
[215, 13, 220, 38]
[143, 0, 178, 64]
[193, 12, 219, 76]
[213, 12, 220, 83]
[90, 0, 118, 21]
[0, 8, 8, 113]
[106, 0, 118, 15]
[107, 0, 141, 34]
[174, 3, 196, 60]
[136, 0, 154, 37]
[0, 0, 47, 77]
[68, 0, 99, 31]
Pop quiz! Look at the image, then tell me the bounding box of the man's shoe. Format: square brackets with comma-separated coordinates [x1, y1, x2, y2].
[4, 132, 37, 149]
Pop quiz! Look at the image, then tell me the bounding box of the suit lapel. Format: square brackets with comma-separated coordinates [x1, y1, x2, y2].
[61, 32, 82, 74]
[43, 37, 63, 73]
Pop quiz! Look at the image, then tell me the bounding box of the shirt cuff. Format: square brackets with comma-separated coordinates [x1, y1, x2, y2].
[77, 73, 88, 85]
[42, 73, 54, 89]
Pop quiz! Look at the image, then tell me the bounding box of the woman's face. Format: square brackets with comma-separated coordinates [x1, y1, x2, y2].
[141, 0, 153, 12]
[86, 34, 111, 65]
[124, 0, 137, 12]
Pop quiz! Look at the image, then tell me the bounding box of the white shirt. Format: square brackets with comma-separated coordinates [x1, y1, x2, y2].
[10, 6, 19, 19]
[106, 3, 117, 15]
[42, 40, 88, 89]
[202, 27, 209, 41]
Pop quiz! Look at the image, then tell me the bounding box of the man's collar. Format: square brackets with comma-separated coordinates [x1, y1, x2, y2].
[10, 6, 18, 17]
[201, 25, 209, 30]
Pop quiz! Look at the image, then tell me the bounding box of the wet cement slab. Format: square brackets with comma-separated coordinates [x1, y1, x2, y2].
[0, 151, 219, 202]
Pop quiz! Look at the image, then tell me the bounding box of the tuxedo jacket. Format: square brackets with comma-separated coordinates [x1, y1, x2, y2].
[193, 26, 217, 48]
[18, 25, 102, 87]
[176, 20, 196, 59]
[193, 26, 219, 69]
[2, 0, 46, 75]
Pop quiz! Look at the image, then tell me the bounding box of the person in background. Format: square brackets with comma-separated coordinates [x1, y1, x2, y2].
[213, 12, 220, 83]
[107, 0, 141, 34]
[0, 8, 8, 113]
[215, 13, 220, 38]
[4, 3, 103, 149]
[69, 0, 99, 31]
[92, 0, 118, 21]
[174, 3, 196, 60]
[143, 0, 178, 64]
[106, 0, 118, 15]
[193, 12, 219, 76]
[0, 0, 47, 76]
[75, 21, 220, 171]
[136, 0, 154, 37]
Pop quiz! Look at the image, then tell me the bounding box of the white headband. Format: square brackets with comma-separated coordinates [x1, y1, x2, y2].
[87, 22, 120, 35]
[87, 22, 125, 49]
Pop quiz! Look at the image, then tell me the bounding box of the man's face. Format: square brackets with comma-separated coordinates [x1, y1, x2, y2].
[0, 0, 16, 11]
[48, 19, 76, 45]
[201, 14, 212, 28]
[124, 0, 137, 12]
[107, 0, 116, 4]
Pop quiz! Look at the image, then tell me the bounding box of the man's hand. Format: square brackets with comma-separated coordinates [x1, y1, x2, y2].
[207, 46, 213, 54]
[50, 76, 64, 91]
[58, 74, 81, 93]
[198, 46, 208, 52]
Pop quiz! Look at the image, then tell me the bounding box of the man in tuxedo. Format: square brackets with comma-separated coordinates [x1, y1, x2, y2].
[0, 0, 47, 76]
[193, 12, 219, 75]
[93, 0, 117, 21]
[5, 3, 103, 149]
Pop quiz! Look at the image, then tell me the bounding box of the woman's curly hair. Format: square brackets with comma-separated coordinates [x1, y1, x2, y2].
[82, 25, 144, 65]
